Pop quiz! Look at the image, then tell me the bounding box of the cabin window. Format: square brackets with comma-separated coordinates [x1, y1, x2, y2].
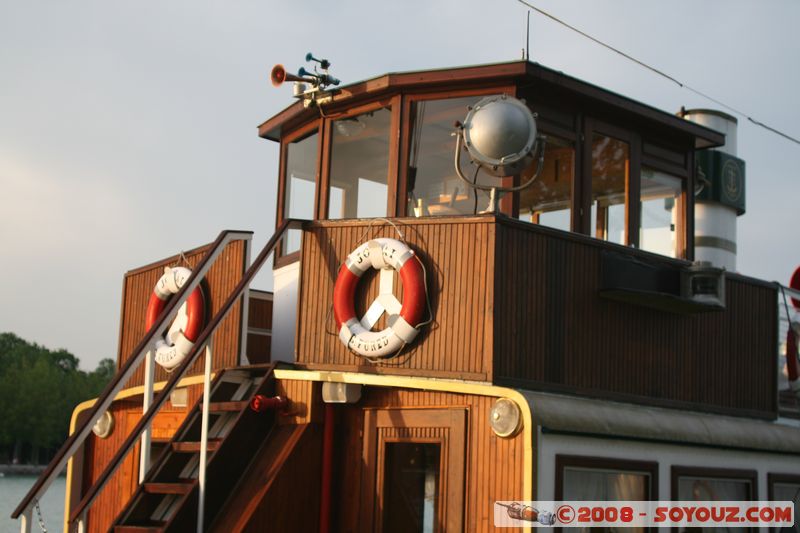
[518, 135, 575, 231]
[382, 442, 441, 532]
[591, 133, 630, 244]
[406, 95, 500, 217]
[328, 106, 392, 219]
[768, 474, 800, 526]
[282, 129, 319, 254]
[672, 467, 756, 501]
[557, 455, 657, 533]
[672, 466, 757, 532]
[639, 167, 683, 258]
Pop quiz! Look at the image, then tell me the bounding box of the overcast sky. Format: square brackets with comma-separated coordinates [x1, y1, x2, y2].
[1, 0, 798, 370]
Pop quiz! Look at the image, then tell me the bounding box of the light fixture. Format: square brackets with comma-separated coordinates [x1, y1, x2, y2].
[489, 398, 522, 438]
[462, 94, 538, 177]
[92, 411, 115, 439]
[453, 95, 546, 212]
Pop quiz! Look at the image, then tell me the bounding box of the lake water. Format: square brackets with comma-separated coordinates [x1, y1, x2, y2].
[0, 476, 65, 532]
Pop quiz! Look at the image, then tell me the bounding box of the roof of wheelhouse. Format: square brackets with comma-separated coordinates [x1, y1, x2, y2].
[258, 59, 724, 149]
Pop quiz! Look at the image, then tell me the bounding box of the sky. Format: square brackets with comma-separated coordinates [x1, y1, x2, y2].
[1, 0, 798, 370]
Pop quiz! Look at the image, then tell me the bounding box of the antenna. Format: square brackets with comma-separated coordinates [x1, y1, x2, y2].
[526, 10, 531, 60]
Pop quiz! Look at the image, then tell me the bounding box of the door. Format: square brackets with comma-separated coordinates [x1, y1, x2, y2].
[360, 408, 466, 532]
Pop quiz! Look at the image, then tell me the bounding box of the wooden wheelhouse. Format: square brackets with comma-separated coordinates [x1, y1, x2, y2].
[14, 60, 800, 533]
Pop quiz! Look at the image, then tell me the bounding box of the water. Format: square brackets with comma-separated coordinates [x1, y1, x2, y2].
[0, 475, 65, 533]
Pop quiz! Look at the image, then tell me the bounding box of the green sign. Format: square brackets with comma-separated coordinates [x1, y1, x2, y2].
[695, 151, 746, 215]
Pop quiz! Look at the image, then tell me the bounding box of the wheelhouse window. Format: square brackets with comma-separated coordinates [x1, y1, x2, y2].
[518, 135, 574, 231]
[591, 133, 630, 245]
[328, 106, 391, 219]
[406, 95, 499, 217]
[282, 129, 318, 255]
[640, 167, 683, 258]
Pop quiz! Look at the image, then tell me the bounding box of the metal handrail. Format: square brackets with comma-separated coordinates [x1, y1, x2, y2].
[12, 220, 302, 529]
[12, 228, 255, 522]
[65, 218, 303, 526]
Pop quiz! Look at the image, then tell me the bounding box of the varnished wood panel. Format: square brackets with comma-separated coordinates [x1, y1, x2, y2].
[117, 241, 247, 388]
[333, 387, 525, 533]
[79, 389, 198, 533]
[246, 291, 273, 364]
[494, 219, 777, 417]
[296, 217, 495, 380]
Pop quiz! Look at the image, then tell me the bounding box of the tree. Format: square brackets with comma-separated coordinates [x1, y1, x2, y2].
[0, 333, 115, 464]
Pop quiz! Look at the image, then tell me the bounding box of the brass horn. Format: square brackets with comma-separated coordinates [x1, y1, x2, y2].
[270, 64, 310, 87]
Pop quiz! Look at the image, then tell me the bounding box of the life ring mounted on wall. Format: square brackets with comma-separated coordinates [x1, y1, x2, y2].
[333, 238, 427, 359]
[145, 266, 206, 370]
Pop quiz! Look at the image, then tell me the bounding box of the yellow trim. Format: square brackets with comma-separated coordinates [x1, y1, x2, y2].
[273, 369, 534, 516]
[62, 374, 212, 532]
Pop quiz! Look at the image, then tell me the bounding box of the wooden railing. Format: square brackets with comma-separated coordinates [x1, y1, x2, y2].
[12, 219, 305, 532]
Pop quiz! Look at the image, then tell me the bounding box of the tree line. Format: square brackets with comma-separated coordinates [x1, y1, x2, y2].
[0, 332, 115, 465]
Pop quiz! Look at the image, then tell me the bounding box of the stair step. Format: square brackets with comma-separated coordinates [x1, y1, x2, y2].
[143, 482, 194, 495]
[114, 521, 166, 533]
[171, 438, 221, 453]
[209, 401, 248, 412]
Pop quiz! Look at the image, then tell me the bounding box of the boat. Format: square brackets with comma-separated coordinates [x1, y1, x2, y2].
[12, 56, 800, 532]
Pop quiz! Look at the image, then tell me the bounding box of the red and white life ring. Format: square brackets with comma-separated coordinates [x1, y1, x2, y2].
[145, 266, 205, 370]
[333, 238, 426, 358]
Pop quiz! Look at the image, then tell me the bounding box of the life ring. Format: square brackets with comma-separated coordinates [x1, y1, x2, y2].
[145, 266, 205, 370]
[333, 238, 426, 358]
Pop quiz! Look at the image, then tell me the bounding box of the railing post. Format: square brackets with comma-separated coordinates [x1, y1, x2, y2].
[196, 342, 213, 533]
[238, 236, 252, 365]
[139, 348, 156, 483]
[19, 507, 31, 533]
[76, 511, 87, 533]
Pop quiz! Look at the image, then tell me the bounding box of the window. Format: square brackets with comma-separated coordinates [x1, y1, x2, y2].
[639, 167, 683, 258]
[556, 455, 657, 533]
[328, 106, 392, 219]
[591, 133, 630, 245]
[768, 474, 800, 530]
[282, 129, 318, 254]
[382, 442, 440, 533]
[406, 95, 500, 217]
[672, 466, 757, 533]
[518, 135, 574, 231]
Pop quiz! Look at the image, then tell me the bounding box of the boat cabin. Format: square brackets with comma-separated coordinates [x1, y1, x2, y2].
[14, 60, 800, 533]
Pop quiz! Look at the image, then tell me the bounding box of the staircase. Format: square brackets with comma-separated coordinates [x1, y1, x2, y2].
[112, 364, 284, 533]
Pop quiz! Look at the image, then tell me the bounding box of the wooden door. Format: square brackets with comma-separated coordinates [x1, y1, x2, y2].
[360, 408, 466, 532]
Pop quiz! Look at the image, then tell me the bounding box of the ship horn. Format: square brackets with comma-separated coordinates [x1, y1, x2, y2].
[270, 64, 310, 87]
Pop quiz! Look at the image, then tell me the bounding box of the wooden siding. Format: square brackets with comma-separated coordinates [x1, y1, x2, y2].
[116, 241, 247, 387]
[295, 217, 776, 417]
[334, 386, 526, 533]
[79, 387, 201, 533]
[246, 290, 273, 364]
[493, 219, 777, 417]
[296, 217, 495, 380]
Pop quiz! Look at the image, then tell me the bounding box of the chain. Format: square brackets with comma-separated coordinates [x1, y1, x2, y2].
[33, 499, 48, 533]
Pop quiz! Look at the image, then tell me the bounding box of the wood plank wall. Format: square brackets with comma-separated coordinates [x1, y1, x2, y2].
[493, 219, 777, 417]
[79, 386, 202, 533]
[246, 291, 273, 365]
[116, 240, 247, 388]
[296, 217, 495, 380]
[333, 386, 526, 533]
